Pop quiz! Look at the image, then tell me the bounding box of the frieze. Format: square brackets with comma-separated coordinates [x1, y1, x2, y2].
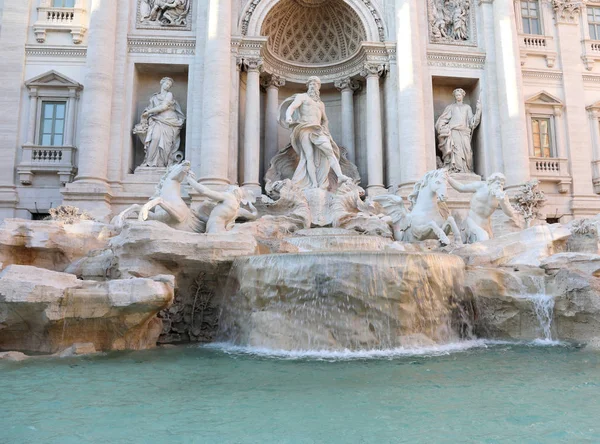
[427, 51, 485, 69]
[127, 37, 195, 55]
[522, 69, 564, 82]
[25, 45, 87, 58]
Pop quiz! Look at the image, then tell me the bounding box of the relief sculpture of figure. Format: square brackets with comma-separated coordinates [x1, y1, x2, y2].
[140, 0, 190, 26]
[435, 88, 482, 173]
[133, 77, 185, 168]
[448, 173, 521, 243]
[278, 76, 351, 190]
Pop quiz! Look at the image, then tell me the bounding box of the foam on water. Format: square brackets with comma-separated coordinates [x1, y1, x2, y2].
[202, 339, 569, 360]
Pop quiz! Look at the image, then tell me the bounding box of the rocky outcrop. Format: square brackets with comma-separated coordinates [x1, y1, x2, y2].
[453, 224, 571, 267]
[0, 219, 115, 272]
[465, 251, 600, 346]
[219, 252, 470, 351]
[0, 265, 174, 353]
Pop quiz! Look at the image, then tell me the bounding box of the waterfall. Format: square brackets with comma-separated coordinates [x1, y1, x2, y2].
[522, 275, 554, 341]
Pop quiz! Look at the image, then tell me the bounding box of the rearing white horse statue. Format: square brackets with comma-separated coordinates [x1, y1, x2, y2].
[374, 169, 463, 245]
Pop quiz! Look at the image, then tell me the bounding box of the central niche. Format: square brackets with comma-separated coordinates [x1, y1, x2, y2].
[261, 0, 366, 65]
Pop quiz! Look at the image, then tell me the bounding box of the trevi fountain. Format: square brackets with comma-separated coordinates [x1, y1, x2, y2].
[2, 0, 600, 442]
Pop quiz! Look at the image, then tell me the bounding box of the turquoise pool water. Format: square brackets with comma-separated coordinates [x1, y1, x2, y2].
[1, 341, 599, 443]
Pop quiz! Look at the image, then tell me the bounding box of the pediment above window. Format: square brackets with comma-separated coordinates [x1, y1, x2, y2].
[25, 71, 82, 92]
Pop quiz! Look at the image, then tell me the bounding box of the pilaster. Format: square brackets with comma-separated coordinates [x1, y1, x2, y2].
[262, 73, 285, 178]
[334, 77, 360, 165]
[242, 57, 263, 196]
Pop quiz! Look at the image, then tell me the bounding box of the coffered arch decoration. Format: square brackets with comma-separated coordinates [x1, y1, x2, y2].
[241, 0, 387, 44]
[237, 0, 393, 85]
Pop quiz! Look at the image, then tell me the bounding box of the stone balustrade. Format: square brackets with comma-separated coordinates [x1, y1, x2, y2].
[529, 156, 571, 193]
[33, 3, 87, 44]
[582, 40, 600, 70]
[519, 34, 556, 68]
[17, 145, 77, 186]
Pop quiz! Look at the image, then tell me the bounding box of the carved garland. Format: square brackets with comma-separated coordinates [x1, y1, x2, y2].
[241, 0, 386, 42]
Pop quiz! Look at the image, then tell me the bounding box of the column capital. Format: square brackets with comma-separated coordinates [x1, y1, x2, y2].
[28, 87, 39, 98]
[360, 62, 388, 79]
[235, 57, 244, 71]
[551, 0, 584, 24]
[334, 78, 360, 93]
[260, 73, 285, 89]
[243, 57, 263, 73]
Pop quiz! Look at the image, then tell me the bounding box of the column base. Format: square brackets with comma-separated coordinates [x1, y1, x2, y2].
[0, 185, 18, 219]
[571, 195, 600, 218]
[61, 181, 113, 222]
[242, 183, 263, 198]
[366, 185, 386, 197]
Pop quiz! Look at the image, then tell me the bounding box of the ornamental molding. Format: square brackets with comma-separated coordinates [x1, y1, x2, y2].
[25, 45, 87, 58]
[240, 0, 387, 43]
[260, 41, 392, 84]
[426, 51, 485, 69]
[522, 69, 563, 81]
[551, 0, 585, 24]
[583, 74, 600, 83]
[127, 37, 195, 55]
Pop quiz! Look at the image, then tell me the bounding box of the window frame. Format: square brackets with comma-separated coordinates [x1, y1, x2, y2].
[531, 116, 555, 158]
[38, 101, 67, 147]
[520, 0, 543, 36]
[588, 5, 600, 40]
[52, 0, 76, 7]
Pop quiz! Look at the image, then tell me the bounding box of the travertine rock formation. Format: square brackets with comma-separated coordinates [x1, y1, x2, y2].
[0, 265, 174, 353]
[219, 252, 470, 351]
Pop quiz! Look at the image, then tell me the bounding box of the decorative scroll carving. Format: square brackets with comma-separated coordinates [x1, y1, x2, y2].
[243, 57, 264, 72]
[428, 0, 473, 44]
[551, 0, 584, 24]
[360, 62, 388, 78]
[334, 78, 360, 92]
[261, 74, 286, 89]
[137, 0, 192, 30]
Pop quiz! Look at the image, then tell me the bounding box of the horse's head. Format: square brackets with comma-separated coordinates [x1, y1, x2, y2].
[429, 169, 449, 202]
[166, 160, 191, 182]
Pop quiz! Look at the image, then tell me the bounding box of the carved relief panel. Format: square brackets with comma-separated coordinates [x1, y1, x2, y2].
[137, 0, 192, 30]
[427, 0, 476, 46]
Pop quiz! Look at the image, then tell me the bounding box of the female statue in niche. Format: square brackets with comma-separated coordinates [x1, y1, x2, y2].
[435, 88, 482, 174]
[133, 77, 185, 168]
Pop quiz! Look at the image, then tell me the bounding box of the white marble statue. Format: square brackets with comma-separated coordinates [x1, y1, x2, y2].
[186, 175, 258, 234]
[374, 169, 462, 245]
[448, 173, 521, 243]
[435, 88, 482, 173]
[278, 76, 352, 190]
[140, 0, 190, 26]
[133, 77, 185, 168]
[111, 161, 202, 233]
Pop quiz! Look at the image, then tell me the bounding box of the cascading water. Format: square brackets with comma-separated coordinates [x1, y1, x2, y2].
[518, 274, 555, 341]
[217, 250, 473, 351]
[528, 276, 555, 341]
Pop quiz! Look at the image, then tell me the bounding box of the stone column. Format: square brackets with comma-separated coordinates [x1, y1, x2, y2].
[242, 58, 263, 196]
[334, 78, 359, 164]
[396, 0, 428, 189]
[554, 4, 599, 214]
[361, 63, 387, 196]
[62, 0, 117, 219]
[262, 74, 285, 176]
[492, 0, 530, 187]
[197, 0, 232, 187]
[0, 0, 30, 218]
[228, 58, 242, 185]
[479, 0, 503, 175]
[25, 90, 39, 145]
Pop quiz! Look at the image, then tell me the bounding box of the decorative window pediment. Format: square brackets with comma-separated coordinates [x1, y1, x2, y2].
[18, 71, 82, 186]
[525, 91, 564, 115]
[25, 70, 82, 90]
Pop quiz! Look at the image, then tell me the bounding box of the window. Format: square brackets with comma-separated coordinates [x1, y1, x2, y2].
[52, 0, 75, 7]
[521, 1, 541, 35]
[532, 117, 553, 158]
[589, 7, 600, 40]
[39, 102, 66, 146]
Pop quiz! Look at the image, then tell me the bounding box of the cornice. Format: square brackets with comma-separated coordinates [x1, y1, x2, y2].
[25, 45, 87, 58]
[427, 51, 486, 69]
[127, 36, 195, 55]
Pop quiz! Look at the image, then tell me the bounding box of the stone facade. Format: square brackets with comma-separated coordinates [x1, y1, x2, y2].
[2, 0, 600, 221]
